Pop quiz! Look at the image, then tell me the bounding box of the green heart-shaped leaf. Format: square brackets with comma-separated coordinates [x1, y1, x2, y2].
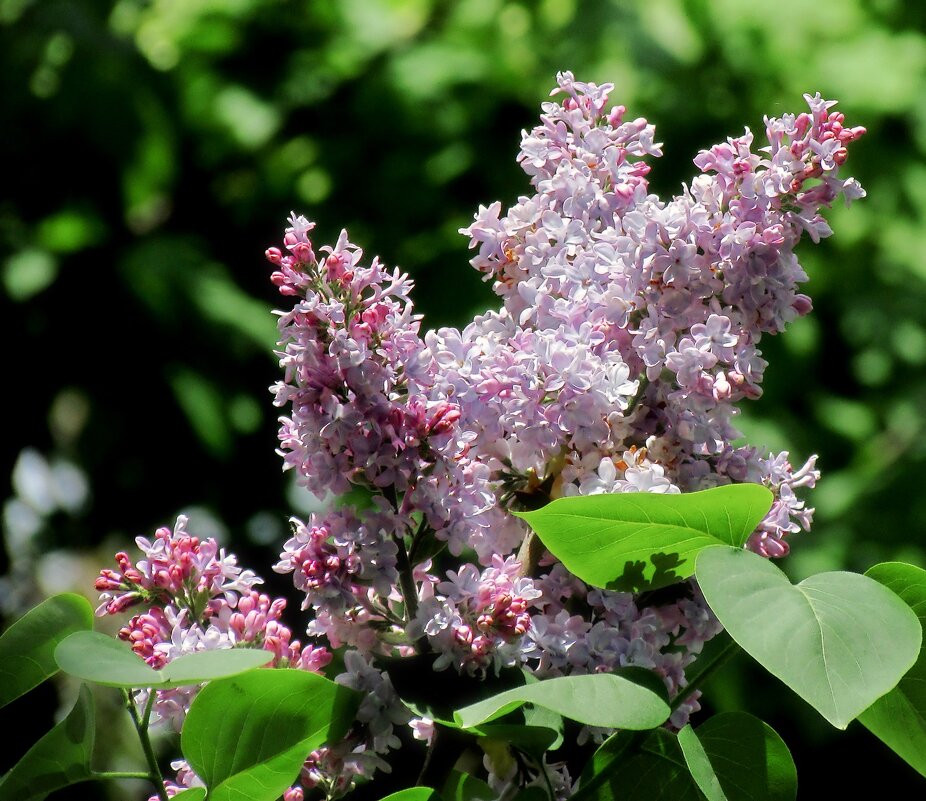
[182, 669, 360, 801]
[0, 593, 93, 709]
[696, 547, 921, 728]
[0, 684, 95, 801]
[858, 561, 926, 776]
[516, 484, 773, 592]
[454, 673, 669, 730]
[55, 631, 272, 688]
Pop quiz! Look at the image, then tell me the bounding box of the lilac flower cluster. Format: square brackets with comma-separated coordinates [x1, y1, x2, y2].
[261, 73, 863, 796]
[95, 517, 334, 799]
[93, 74, 863, 801]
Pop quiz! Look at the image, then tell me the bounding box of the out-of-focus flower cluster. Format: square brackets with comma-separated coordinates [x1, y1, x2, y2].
[97, 73, 864, 800]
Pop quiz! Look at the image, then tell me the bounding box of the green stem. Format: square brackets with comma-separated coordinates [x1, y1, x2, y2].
[123, 689, 170, 801]
[669, 632, 741, 715]
[392, 532, 420, 623]
[92, 771, 157, 781]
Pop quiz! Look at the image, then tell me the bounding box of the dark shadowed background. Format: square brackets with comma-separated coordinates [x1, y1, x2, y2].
[2, 0, 925, 797]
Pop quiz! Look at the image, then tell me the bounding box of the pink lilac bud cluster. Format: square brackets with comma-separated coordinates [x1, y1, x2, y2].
[263, 73, 863, 796]
[94, 517, 339, 801]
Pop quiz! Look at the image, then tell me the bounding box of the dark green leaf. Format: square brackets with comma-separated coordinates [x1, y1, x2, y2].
[859, 562, 926, 776]
[182, 669, 360, 801]
[0, 593, 93, 709]
[696, 547, 921, 728]
[0, 685, 95, 801]
[515, 485, 773, 592]
[575, 713, 795, 801]
[575, 729, 698, 801]
[472, 725, 560, 758]
[442, 770, 494, 801]
[693, 713, 796, 801]
[454, 673, 669, 730]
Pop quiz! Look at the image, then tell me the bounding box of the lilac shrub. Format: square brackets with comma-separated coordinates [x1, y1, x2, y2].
[96, 73, 865, 799]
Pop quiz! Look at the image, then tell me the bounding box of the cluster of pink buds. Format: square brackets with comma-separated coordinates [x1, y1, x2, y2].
[96, 515, 332, 733]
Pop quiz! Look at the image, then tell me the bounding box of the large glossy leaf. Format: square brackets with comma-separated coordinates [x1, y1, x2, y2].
[696, 547, 921, 728]
[858, 562, 926, 776]
[574, 713, 795, 801]
[55, 631, 272, 688]
[172, 791, 206, 801]
[181, 669, 360, 801]
[0, 593, 93, 709]
[454, 673, 669, 730]
[0, 684, 95, 801]
[515, 485, 773, 592]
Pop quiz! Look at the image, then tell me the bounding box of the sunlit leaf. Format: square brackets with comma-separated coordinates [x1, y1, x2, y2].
[454, 673, 669, 730]
[696, 547, 921, 728]
[0, 593, 94, 709]
[182, 669, 360, 801]
[515, 485, 773, 592]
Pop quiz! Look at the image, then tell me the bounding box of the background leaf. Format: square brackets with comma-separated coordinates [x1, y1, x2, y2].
[574, 729, 699, 801]
[0, 684, 95, 801]
[516, 485, 773, 592]
[454, 673, 669, 730]
[696, 547, 921, 728]
[181, 669, 360, 800]
[858, 562, 926, 776]
[0, 593, 93, 709]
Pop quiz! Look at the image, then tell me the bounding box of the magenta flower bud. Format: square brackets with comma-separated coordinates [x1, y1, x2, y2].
[426, 403, 461, 436]
[106, 593, 141, 615]
[292, 242, 314, 263]
[265, 247, 283, 265]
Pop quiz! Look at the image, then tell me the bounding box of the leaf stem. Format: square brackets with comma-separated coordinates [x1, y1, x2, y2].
[92, 770, 157, 781]
[392, 532, 420, 623]
[123, 689, 170, 801]
[669, 631, 740, 715]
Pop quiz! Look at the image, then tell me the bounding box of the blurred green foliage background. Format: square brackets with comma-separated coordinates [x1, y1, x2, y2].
[2, 0, 926, 797]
